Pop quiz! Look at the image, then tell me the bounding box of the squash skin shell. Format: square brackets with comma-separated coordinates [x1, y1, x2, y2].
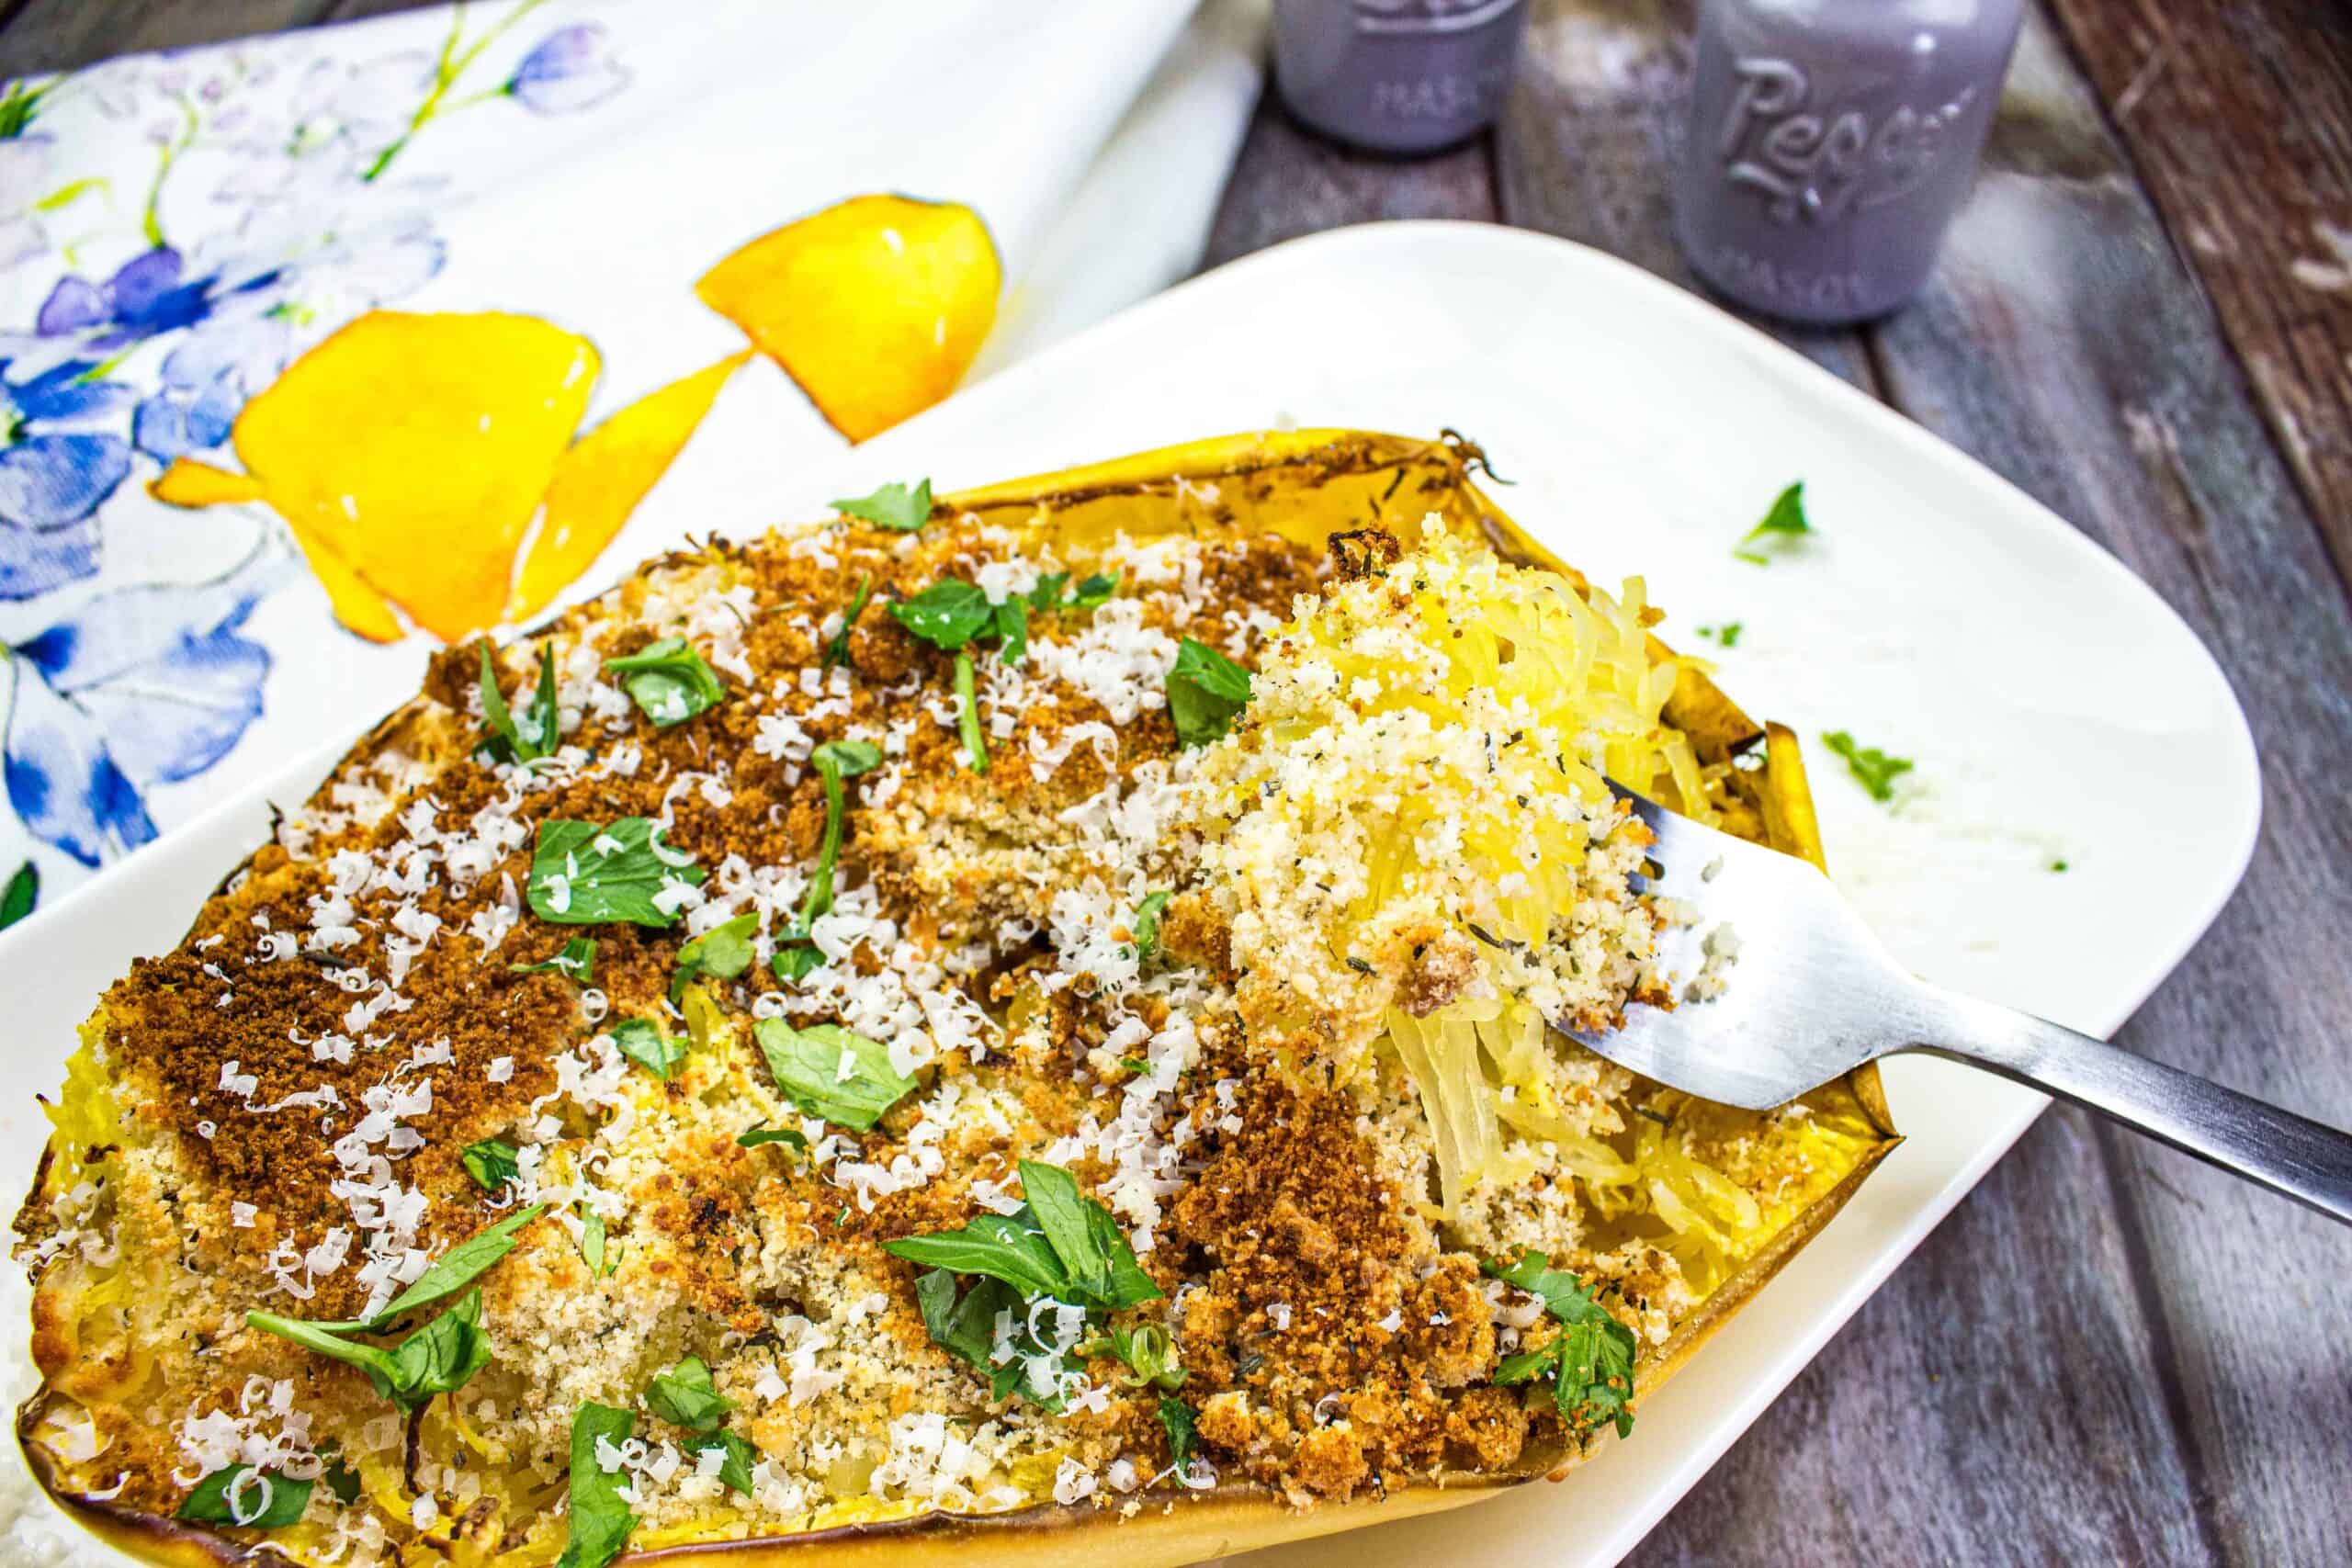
[17, 428, 1897, 1566]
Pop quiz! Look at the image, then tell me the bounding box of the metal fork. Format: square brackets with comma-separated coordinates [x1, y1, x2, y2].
[1565, 783, 2352, 1225]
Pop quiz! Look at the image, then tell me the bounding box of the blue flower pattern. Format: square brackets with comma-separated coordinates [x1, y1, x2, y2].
[0, 5, 629, 929]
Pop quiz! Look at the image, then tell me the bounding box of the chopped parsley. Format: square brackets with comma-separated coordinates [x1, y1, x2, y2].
[1733, 480, 1812, 565]
[1158, 1396, 1198, 1474]
[459, 1138, 520, 1191]
[1165, 637, 1252, 748]
[737, 1120, 808, 1151]
[822, 572, 875, 671]
[1820, 730, 1915, 804]
[478, 640, 561, 764]
[611, 1017, 686, 1081]
[831, 478, 932, 532]
[178, 1464, 312, 1529]
[248, 1289, 494, 1414]
[605, 636, 725, 728]
[1482, 1250, 1636, 1440]
[645, 1356, 734, 1433]
[884, 1161, 1162, 1410]
[509, 936, 595, 984]
[753, 1019, 917, 1130]
[1694, 621, 1744, 648]
[1129, 890, 1172, 962]
[527, 818, 706, 928]
[671, 910, 757, 1004]
[556, 1403, 638, 1568]
[769, 738, 883, 978]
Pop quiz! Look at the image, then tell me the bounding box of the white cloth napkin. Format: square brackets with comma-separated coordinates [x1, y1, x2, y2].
[0, 0, 1264, 936]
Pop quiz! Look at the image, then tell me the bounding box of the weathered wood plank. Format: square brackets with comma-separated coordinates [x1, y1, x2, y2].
[1636, 1108, 2215, 1567]
[1864, 11, 2352, 1565]
[1200, 89, 1497, 271]
[0, 0, 334, 78]
[1493, 0, 1877, 389]
[2043, 0, 2352, 592]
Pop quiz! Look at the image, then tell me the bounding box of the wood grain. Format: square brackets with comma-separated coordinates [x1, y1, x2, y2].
[0, 0, 334, 77]
[2042, 0, 2352, 592]
[1200, 90, 1497, 271]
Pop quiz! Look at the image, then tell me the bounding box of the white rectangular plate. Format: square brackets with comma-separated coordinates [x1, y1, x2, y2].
[0, 222, 2259, 1566]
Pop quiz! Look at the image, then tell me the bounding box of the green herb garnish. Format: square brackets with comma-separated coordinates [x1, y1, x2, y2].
[1158, 1396, 1198, 1474]
[1130, 890, 1172, 962]
[581, 1206, 611, 1277]
[752, 1020, 917, 1131]
[888, 578, 1035, 773]
[510, 936, 596, 984]
[295, 1205, 547, 1334]
[1820, 730, 1914, 804]
[769, 739, 884, 978]
[2049, 857, 2069, 874]
[1080, 1322, 1187, 1392]
[832, 479, 932, 533]
[527, 818, 706, 928]
[460, 1139, 520, 1191]
[177, 1465, 313, 1529]
[1695, 622, 1744, 648]
[822, 573, 875, 671]
[646, 1356, 734, 1433]
[1165, 637, 1252, 749]
[1482, 1250, 1636, 1439]
[611, 1017, 686, 1081]
[247, 1289, 494, 1414]
[322, 1455, 362, 1506]
[738, 1120, 808, 1151]
[885, 1161, 1163, 1410]
[556, 1403, 638, 1568]
[0, 860, 37, 931]
[479, 640, 561, 764]
[605, 637, 725, 728]
[1733, 481, 1812, 565]
[685, 1430, 758, 1494]
[672, 911, 757, 1004]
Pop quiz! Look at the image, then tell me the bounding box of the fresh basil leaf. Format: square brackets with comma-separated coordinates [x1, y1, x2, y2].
[244, 1311, 401, 1385]
[177, 1464, 313, 1529]
[1069, 572, 1118, 609]
[812, 738, 883, 779]
[460, 1139, 520, 1191]
[611, 1017, 685, 1081]
[1480, 1250, 1637, 1439]
[605, 637, 726, 728]
[646, 1355, 734, 1434]
[673, 911, 758, 1003]
[510, 936, 596, 984]
[479, 641, 561, 764]
[322, 1456, 362, 1506]
[1130, 891, 1171, 962]
[915, 1269, 1023, 1399]
[752, 1020, 917, 1131]
[1027, 571, 1069, 611]
[383, 1289, 493, 1407]
[832, 479, 932, 533]
[556, 1403, 638, 1568]
[1820, 729, 1914, 805]
[888, 579, 992, 650]
[770, 944, 827, 984]
[1079, 1194, 1163, 1309]
[336, 1203, 548, 1332]
[737, 1121, 808, 1151]
[685, 1430, 758, 1494]
[1733, 480, 1811, 564]
[823, 573, 875, 671]
[1165, 638, 1252, 749]
[581, 1206, 610, 1278]
[528, 818, 706, 928]
[992, 596, 1029, 665]
[1158, 1396, 1198, 1474]
[1019, 1159, 1112, 1303]
[885, 1211, 1067, 1300]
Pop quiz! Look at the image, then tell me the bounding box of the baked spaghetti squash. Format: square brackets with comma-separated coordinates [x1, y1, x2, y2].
[13, 432, 1895, 1568]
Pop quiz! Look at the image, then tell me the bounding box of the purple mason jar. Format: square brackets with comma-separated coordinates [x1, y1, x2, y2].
[1674, 0, 2024, 325]
[1273, 0, 1532, 155]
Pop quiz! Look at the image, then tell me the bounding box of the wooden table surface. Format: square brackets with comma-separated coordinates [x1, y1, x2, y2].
[6, 2, 2349, 1563]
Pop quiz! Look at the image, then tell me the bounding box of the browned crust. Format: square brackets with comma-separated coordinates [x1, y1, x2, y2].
[20, 428, 1897, 1568]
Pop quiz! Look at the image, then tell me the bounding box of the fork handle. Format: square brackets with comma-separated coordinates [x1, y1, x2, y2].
[1908, 989, 2352, 1226]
